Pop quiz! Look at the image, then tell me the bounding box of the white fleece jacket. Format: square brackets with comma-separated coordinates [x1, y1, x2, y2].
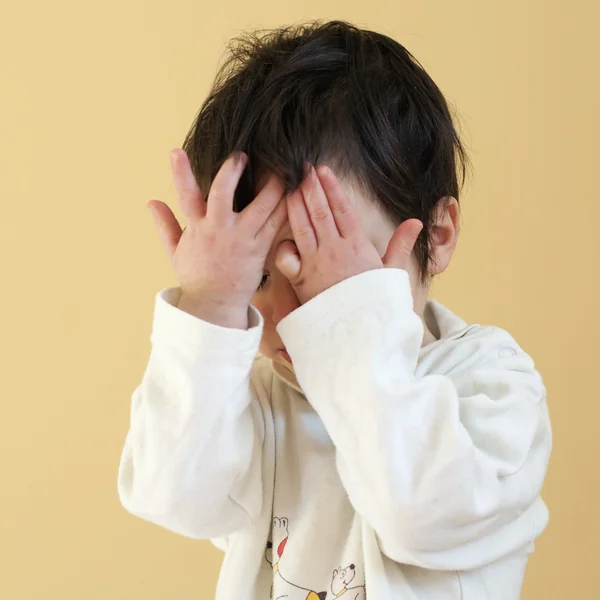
[118, 268, 551, 600]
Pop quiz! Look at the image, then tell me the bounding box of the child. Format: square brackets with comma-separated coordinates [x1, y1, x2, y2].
[118, 20, 551, 600]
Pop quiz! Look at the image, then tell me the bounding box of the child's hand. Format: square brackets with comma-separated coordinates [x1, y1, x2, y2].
[275, 165, 423, 305]
[148, 149, 287, 329]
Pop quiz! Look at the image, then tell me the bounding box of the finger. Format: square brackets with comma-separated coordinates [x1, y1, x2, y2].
[287, 188, 317, 256]
[206, 151, 248, 226]
[300, 164, 340, 242]
[315, 165, 361, 238]
[147, 199, 183, 259]
[240, 172, 285, 234]
[382, 219, 423, 269]
[274, 240, 302, 282]
[256, 195, 288, 247]
[170, 149, 206, 222]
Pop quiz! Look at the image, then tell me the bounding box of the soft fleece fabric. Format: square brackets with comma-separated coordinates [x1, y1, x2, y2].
[118, 268, 551, 600]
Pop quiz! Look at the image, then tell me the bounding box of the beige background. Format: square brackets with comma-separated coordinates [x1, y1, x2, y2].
[1, 0, 597, 598]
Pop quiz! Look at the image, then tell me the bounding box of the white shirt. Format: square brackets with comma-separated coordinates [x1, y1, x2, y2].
[118, 268, 551, 600]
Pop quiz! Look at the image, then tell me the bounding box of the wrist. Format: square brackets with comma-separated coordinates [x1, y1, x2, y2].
[177, 294, 249, 330]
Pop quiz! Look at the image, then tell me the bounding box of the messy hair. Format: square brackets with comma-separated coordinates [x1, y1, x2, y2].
[181, 19, 469, 283]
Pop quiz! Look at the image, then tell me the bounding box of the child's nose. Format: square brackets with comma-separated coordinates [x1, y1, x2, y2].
[271, 291, 300, 325]
[268, 275, 301, 325]
[272, 298, 299, 325]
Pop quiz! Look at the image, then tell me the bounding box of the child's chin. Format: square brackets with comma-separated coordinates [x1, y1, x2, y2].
[276, 353, 295, 373]
[280, 349, 293, 365]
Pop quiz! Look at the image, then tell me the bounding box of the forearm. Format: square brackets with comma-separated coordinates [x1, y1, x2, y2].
[118, 286, 265, 539]
[278, 269, 551, 568]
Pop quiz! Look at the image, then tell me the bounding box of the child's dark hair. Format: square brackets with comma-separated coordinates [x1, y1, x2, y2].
[181, 19, 469, 283]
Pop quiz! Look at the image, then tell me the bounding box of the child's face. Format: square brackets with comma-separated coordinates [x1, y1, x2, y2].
[251, 174, 427, 372]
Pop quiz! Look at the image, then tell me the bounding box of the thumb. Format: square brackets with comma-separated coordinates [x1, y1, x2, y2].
[382, 219, 423, 269]
[147, 199, 183, 259]
[274, 240, 302, 282]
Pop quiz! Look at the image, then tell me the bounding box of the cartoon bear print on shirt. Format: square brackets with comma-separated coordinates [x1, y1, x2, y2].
[330, 564, 366, 600]
[265, 517, 328, 600]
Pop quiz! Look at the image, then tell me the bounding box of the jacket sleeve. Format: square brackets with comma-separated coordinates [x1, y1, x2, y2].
[276, 268, 552, 570]
[117, 287, 266, 540]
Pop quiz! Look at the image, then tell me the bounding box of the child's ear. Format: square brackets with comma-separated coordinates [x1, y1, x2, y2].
[428, 196, 460, 276]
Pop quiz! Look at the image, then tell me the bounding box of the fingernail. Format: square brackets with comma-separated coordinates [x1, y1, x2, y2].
[170, 150, 178, 164]
[318, 165, 332, 180]
[234, 151, 247, 166]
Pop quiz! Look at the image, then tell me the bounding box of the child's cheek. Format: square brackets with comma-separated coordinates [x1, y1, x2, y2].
[254, 304, 279, 360]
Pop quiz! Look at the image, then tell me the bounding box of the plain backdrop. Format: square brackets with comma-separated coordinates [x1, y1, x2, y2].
[1, 0, 597, 598]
